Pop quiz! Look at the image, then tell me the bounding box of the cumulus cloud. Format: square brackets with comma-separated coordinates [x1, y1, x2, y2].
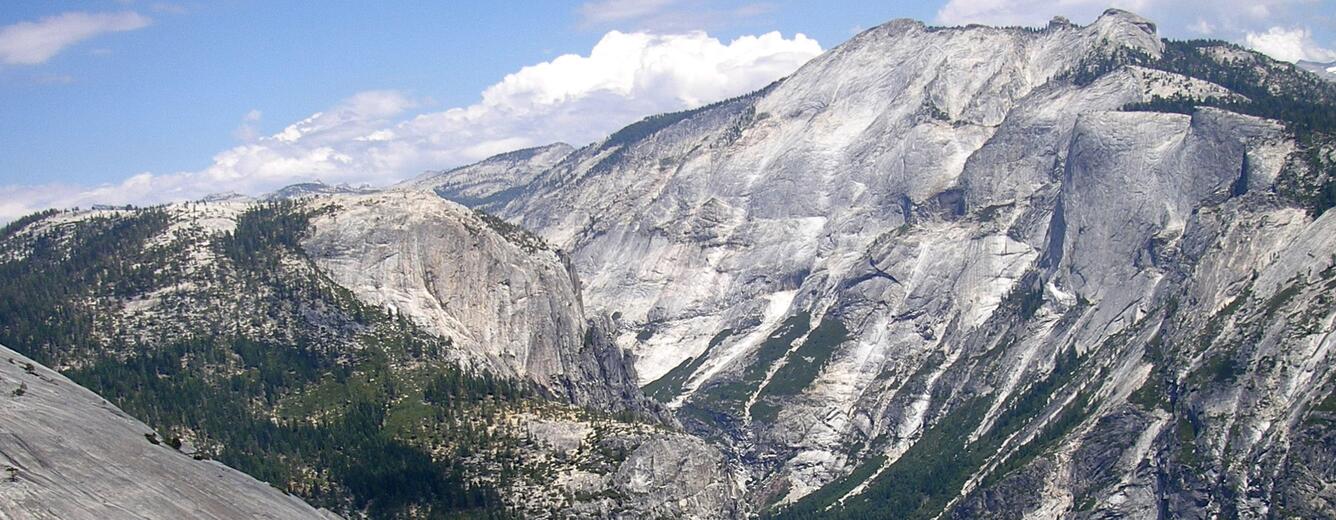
[1, 30, 821, 221]
[0, 11, 150, 65]
[1245, 26, 1336, 63]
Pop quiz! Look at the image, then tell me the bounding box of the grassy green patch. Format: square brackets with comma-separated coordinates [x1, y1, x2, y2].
[1175, 415, 1201, 468]
[748, 318, 850, 422]
[1129, 372, 1169, 412]
[690, 314, 810, 417]
[759, 318, 850, 397]
[642, 328, 732, 402]
[982, 390, 1092, 487]
[0, 203, 528, 518]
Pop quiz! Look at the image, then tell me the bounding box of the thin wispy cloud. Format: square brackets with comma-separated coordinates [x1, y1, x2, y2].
[577, 0, 776, 32]
[232, 109, 265, 143]
[150, 3, 189, 15]
[0, 11, 151, 66]
[580, 0, 683, 24]
[0, 29, 821, 220]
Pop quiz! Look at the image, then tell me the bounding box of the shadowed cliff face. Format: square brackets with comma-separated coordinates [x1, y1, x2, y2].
[412, 9, 1336, 518]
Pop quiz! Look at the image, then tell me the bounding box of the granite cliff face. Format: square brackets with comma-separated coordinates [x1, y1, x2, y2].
[411, 9, 1336, 518]
[300, 190, 646, 410]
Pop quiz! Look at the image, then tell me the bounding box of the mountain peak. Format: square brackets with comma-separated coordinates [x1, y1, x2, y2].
[1089, 8, 1162, 56]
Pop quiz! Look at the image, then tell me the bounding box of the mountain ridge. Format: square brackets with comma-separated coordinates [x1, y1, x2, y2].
[410, 8, 1336, 518]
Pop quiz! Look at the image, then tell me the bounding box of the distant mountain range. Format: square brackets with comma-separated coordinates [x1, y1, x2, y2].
[1299, 59, 1336, 81]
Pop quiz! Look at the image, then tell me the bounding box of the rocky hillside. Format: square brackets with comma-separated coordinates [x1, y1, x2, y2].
[0, 343, 340, 520]
[0, 193, 736, 518]
[410, 9, 1336, 519]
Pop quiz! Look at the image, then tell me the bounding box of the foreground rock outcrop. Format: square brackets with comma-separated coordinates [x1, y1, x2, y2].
[0, 344, 340, 520]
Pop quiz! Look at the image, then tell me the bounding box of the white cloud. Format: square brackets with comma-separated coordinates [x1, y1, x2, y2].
[1245, 26, 1336, 63]
[1, 30, 822, 221]
[232, 109, 264, 142]
[578, 0, 775, 32]
[1188, 18, 1215, 35]
[580, 0, 682, 25]
[0, 11, 150, 65]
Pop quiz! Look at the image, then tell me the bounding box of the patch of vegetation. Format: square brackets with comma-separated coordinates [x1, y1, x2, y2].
[1263, 282, 1303, 319]
[982, 389, 1093, 487]
[1305, 382, 1336, 426]
[995, 271, 1045, 322]
[749, 318, 850, 422]
[643, 328, 732, 402]
[761, 318, 850, 397]
[1129, 372, 1169, 411]
[1058, 46, 1155, 86]
[0, 208, 59, 241]
[689, 314, 810, 418]
[0, 208, 172, 366]
[771, 453, 888, 516]
[217, 200, 313, 271]
[1198, 352, 1245, 384]
[600, 87, 772, 151]
[774, 397, 992, 520]
[472, 209, 548, 253]
[1124, 41, 1336, 132]
[587, 84, 774, 175]
[1175, 415, 1201, 468]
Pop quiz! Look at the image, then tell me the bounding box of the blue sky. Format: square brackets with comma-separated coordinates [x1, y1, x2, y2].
[1, 0, 1333, 218]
